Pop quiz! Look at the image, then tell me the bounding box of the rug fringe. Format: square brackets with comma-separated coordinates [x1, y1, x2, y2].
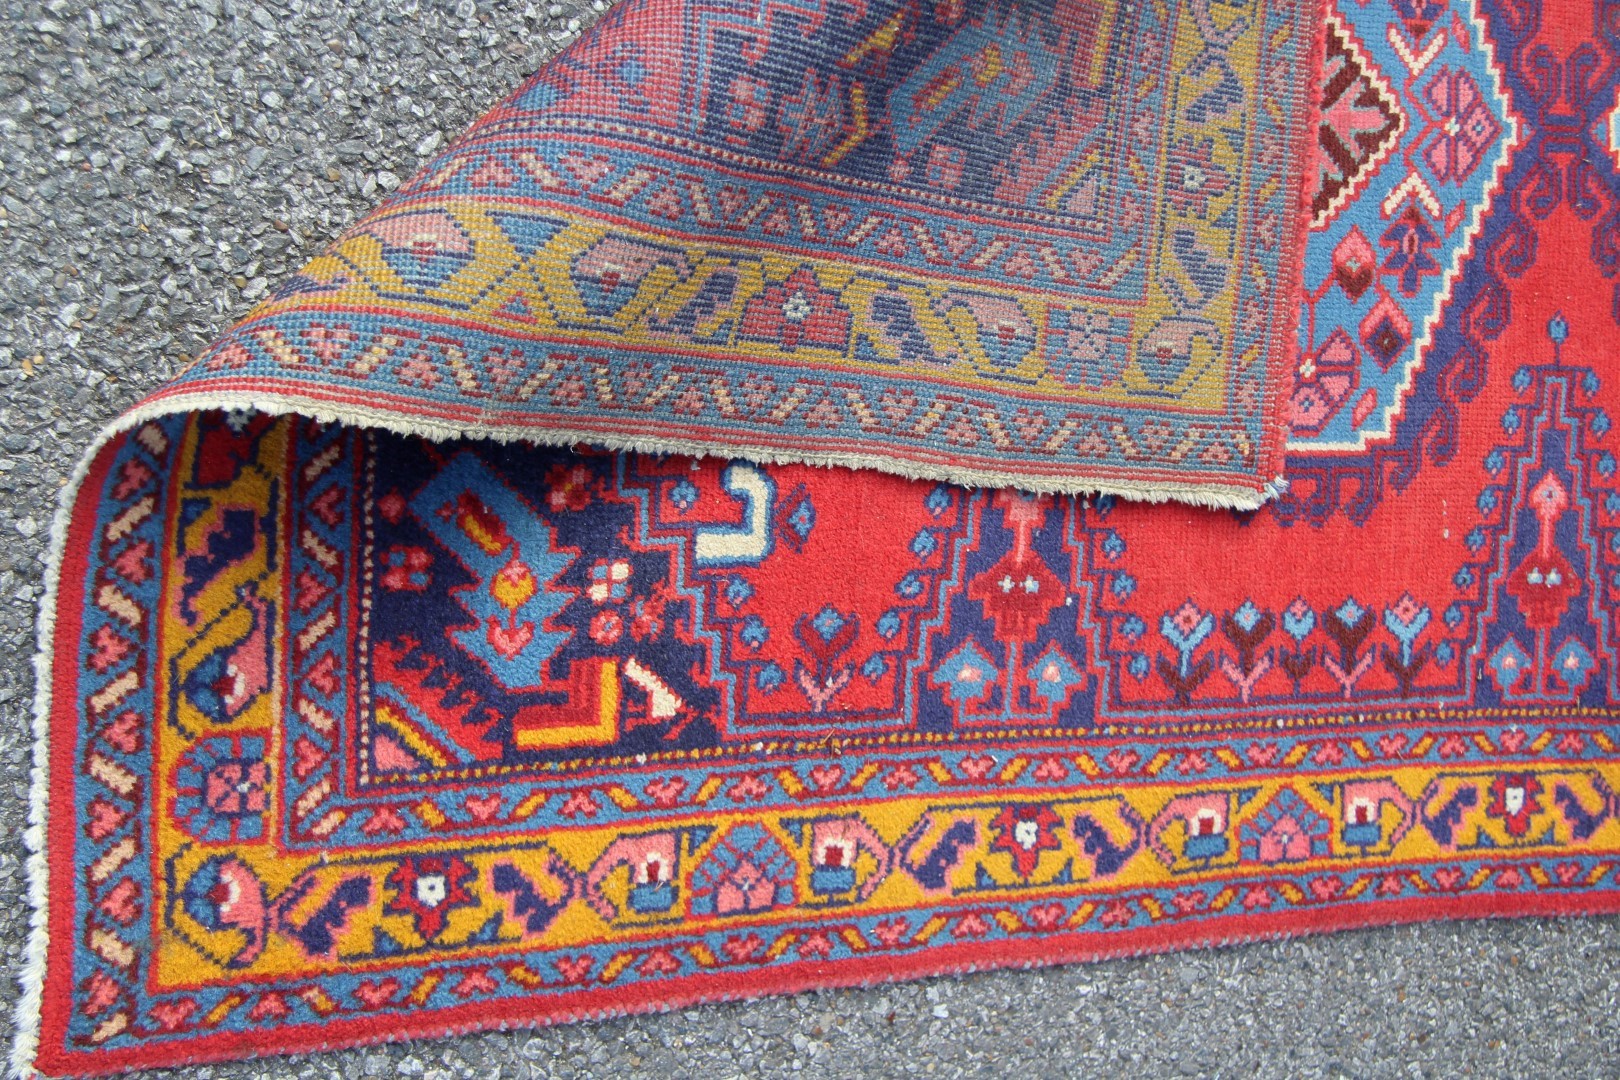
[107, 389, 1284, 508]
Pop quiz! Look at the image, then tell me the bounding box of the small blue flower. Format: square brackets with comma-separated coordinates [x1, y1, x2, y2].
[1434, 642, 1454, 666]
[1477, 488, 1497, 514]
[1231, 600, 1264, 634]
[1128, 653, 1150, 680]
[756, 662, 784, 693]
[1454, 567, 1474, 590]
[1548, 313, 1569, 343]
[1552, 638, 1597, 692]
[1101, 531, 1126, 560]
[1487, 637, 1531, 694]
[1161, 601, 1215, 655]
[668, 478, 699, 513]
[862, 654, 887, 682]
[1483, 449, 1505, 476]
[925, 486, 953, 517]
[1026, 644, 1084, 706]
[911, 529, 937, 560]
[1111, 572, 1137, 600]
[1465, 527, 1486, 553]
[1502, 408, 1521, 434]
[1382, 595, 1430, 658]
[932, 641, 998, 704]
[875, 610, 902, 640]
[896, 572, 925, 599]
[811, 606, 847, 642]
[1334, 598, 1366, 627]
[1513, 366, 1533, 392]
[1281, 599, 1315, 644]
[726, 577, 753, 607]
[1444, 602, 1465, 629]
[740, 615, 768, 649]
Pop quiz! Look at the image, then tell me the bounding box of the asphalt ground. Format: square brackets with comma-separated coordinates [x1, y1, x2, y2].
[1, 1, 1618, 1075]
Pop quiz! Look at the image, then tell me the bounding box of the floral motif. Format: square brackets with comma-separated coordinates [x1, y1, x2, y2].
[172, 735, 271, 843]
[1165, 136, 1231, 217]
[1486, 774, 1544, 838]
[1422, 68, 1503, 183]
[989, 804, 1063, 878]
[738, 267, 851, 351]
[384, 856, 479, 942]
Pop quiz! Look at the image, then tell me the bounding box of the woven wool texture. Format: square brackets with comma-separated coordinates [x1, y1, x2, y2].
[16, 0, 1620, 1075]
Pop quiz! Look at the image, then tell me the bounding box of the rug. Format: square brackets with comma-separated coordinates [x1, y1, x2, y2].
[17, 0, 1620, 1074]
[134, 0, 1323, 507]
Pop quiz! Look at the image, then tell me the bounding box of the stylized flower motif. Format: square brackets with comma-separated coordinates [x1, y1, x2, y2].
[1422, 68, 1503, 184]
[1288, 329, 1361, 437]
[588, 559, 632, 604]
[1380, 204, 1442, 297]
[1382, 594, 1431, 661]
[179, 855, 271, 967]
[668, 478, 700, 513]
[1025, 643, 1085, 707]
[738, 267, 852, 351]
[544, 463, 593, 513]
[1486, 773, 1543, 837]
[1165, 136, 1232, 217]
[726, 74, 771, 134]
[1487, 636, 1532, 694]
[739, 615, 768, 649]
[384, 855, 478, 942]
[1045, 307, 1129, 389]
[989, 803, 1063, 878]
[931, 640, 999, 705]
[490, 556, 538, 612]
[589, 609, 624, 645]
[1161, 600, 1215, 656]
[380, 545, 431, 591]
[756, 661, 785, 693]
[302, 323, 359, 365]
[1239, 789, 1331, 864]
[1552, 637, 1597, 693]
[173, 735, 271, 843]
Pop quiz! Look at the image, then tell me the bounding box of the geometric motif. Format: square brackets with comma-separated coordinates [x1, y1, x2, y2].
[1287, 0, 1515, 455]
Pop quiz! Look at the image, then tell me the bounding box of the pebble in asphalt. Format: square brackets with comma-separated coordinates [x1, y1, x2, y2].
[1, 0, 1618, 1076]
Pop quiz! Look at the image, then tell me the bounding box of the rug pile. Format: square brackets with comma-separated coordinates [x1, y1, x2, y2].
[17, 0, 1620, 1074]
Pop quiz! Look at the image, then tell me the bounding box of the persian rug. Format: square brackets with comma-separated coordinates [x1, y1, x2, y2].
[16, 0, 1620, 1074]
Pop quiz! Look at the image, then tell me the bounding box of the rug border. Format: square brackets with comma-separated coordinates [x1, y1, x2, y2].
[10, 413, 117, 1080]
[30, 880, 1620, 1078]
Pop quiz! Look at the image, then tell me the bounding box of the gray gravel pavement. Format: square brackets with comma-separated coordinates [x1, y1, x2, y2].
[3, 1, 1620, 1076]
